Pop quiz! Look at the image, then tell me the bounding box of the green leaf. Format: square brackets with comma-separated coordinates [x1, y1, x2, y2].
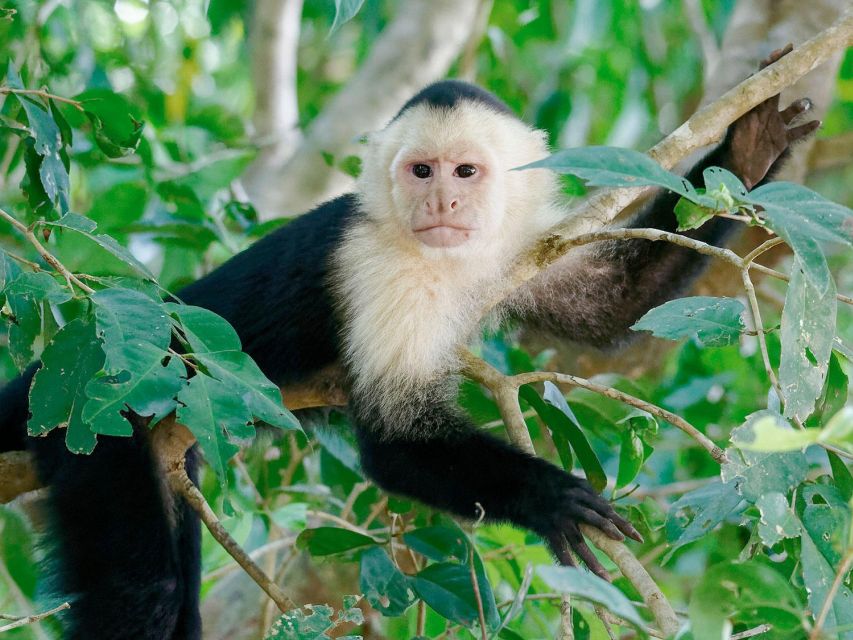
[537, 565, 644, 628]
[7, 66, 70, 213]
[28, 318, 105, 453]
[799, 496, 853, 639]
[723, 412, 809, 503]
[674, 197, 715, 231]
[5, 293, 42, 371]
[403, 525, 468, 563]
[295, 527, 378, 557]
[519, 384, 606, 491]
[824, 407, 853, 452]
[632, 296, 745, 347]
[515, 146, 697, 199]
[0, 249, 23, 296]
[701, 166, 749, 201]
[413, 558, 500, 631]
[750, 181, 853, 295]
[175, 372, 240, 484]
[75, 89, 143, 158]
[688, 560, 803, 640]
[160, 150, 255, 202]
[3, 271, 71, 304]
[808, 353, 848, 428]
[733, 413, 820, 452]
[83, 354, 185, 436]
[828, 451, 853, 501]
[755, 492, 801, 547]
[82, 288, 183, 435]
[264, 602, 362, 640]
[330, 0, 365, 34]
[270, 503, 308, 531]
[167, 303, 242, 353]
[779, 258, 837, 421]
[191, 350, 298, 430]
[175, 348, 298, 487]
[616, 429, 644, 489]
[46, 213, 154, 279]
[90, 288, 171, 371]
[664, 481, 742, 553]
[358, 547, 416, 617]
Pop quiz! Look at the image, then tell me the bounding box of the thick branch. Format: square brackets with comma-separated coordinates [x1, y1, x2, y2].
[491, 11, 852, 310]
[250, 0, 304, 161]
[245, 0, 481, 218]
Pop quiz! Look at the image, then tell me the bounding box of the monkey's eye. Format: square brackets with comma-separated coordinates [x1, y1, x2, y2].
[412, 164, 432, 179]
[454, 164, 477, 178]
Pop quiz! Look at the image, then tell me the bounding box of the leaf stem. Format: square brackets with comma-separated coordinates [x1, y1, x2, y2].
[0, 207, 94, 294]
[809, 551, 853, 640]
[0, 86, 84, 111]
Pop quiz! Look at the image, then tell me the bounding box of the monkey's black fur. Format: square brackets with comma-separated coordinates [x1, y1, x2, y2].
[0, 80, 794, 639]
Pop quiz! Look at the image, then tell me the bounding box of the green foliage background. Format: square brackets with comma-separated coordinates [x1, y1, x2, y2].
[0, 1, 851, 639]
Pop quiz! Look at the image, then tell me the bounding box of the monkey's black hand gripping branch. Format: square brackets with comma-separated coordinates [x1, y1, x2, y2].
[353, 397, 641, 580]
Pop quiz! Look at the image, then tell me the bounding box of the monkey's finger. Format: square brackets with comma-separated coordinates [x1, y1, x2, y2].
[546, 532, 576, 567]
[780, 98, 813, 124]
[572, 508, 625, 541]
[566, 528, 610, 581]
[572, 493, 644, 543]
[760, 43, 793, 69]
[787, 120, 821, 143]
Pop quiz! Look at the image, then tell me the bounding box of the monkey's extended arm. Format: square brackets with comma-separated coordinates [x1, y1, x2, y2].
[518, 47, 820, 348]
[352, 390, 641, 578]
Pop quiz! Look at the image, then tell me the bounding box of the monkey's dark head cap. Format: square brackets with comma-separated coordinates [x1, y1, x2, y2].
[394, 80, 516, 120]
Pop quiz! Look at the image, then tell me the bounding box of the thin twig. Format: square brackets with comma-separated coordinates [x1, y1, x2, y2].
[202, 537, 296, 583]
[468, 542, 488, 640]
[305, 509, 385, 539]
[169, 467, 296, 612]
[0, 602, 70, 633]
[732, 624, 772, 639]
[0, 207, 94, 294]
[740, 269, 784, 403]
[0, 87, 85, 111]
[340, 480, 371, 521]
[750, 262, 853, 306]
[513, 371, 727, 464]
[810, 552, 853, 640]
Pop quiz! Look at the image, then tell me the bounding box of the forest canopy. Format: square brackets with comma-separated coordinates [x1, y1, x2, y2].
[0, 1, 852, 639]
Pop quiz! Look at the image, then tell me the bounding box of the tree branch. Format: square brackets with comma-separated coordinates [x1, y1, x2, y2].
[0, 602, 70, 633]
[245, 0, 482, 218]
[488, 10, 852, 311]
[250, 0, 304, 161]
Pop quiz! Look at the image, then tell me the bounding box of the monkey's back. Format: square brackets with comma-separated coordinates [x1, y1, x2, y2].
[178, 193, 360, 385]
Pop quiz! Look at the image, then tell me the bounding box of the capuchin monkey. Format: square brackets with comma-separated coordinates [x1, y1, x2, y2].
[0, 46, 819, 639]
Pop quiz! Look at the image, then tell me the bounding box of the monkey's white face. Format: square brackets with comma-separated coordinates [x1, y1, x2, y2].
[390, 143, 503, 252]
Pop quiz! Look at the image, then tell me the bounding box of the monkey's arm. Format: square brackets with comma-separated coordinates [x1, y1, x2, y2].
[516, 51, 819, 348]
[518, 97, 819, 347]
[354, 393, 641, 578]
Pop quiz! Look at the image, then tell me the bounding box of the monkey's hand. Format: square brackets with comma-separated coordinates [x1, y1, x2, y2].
[533, 472, 642, 580]
[723, 44, 820, 190]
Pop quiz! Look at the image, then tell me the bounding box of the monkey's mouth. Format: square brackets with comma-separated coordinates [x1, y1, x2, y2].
[413, 224, 477, 248]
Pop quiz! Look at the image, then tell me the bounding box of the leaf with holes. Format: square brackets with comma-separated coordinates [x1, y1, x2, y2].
[28, 318, 105, 453]
[778, 258, 836, 421]
[358, 547, 416, 617]
[750, 181, 853, 295]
